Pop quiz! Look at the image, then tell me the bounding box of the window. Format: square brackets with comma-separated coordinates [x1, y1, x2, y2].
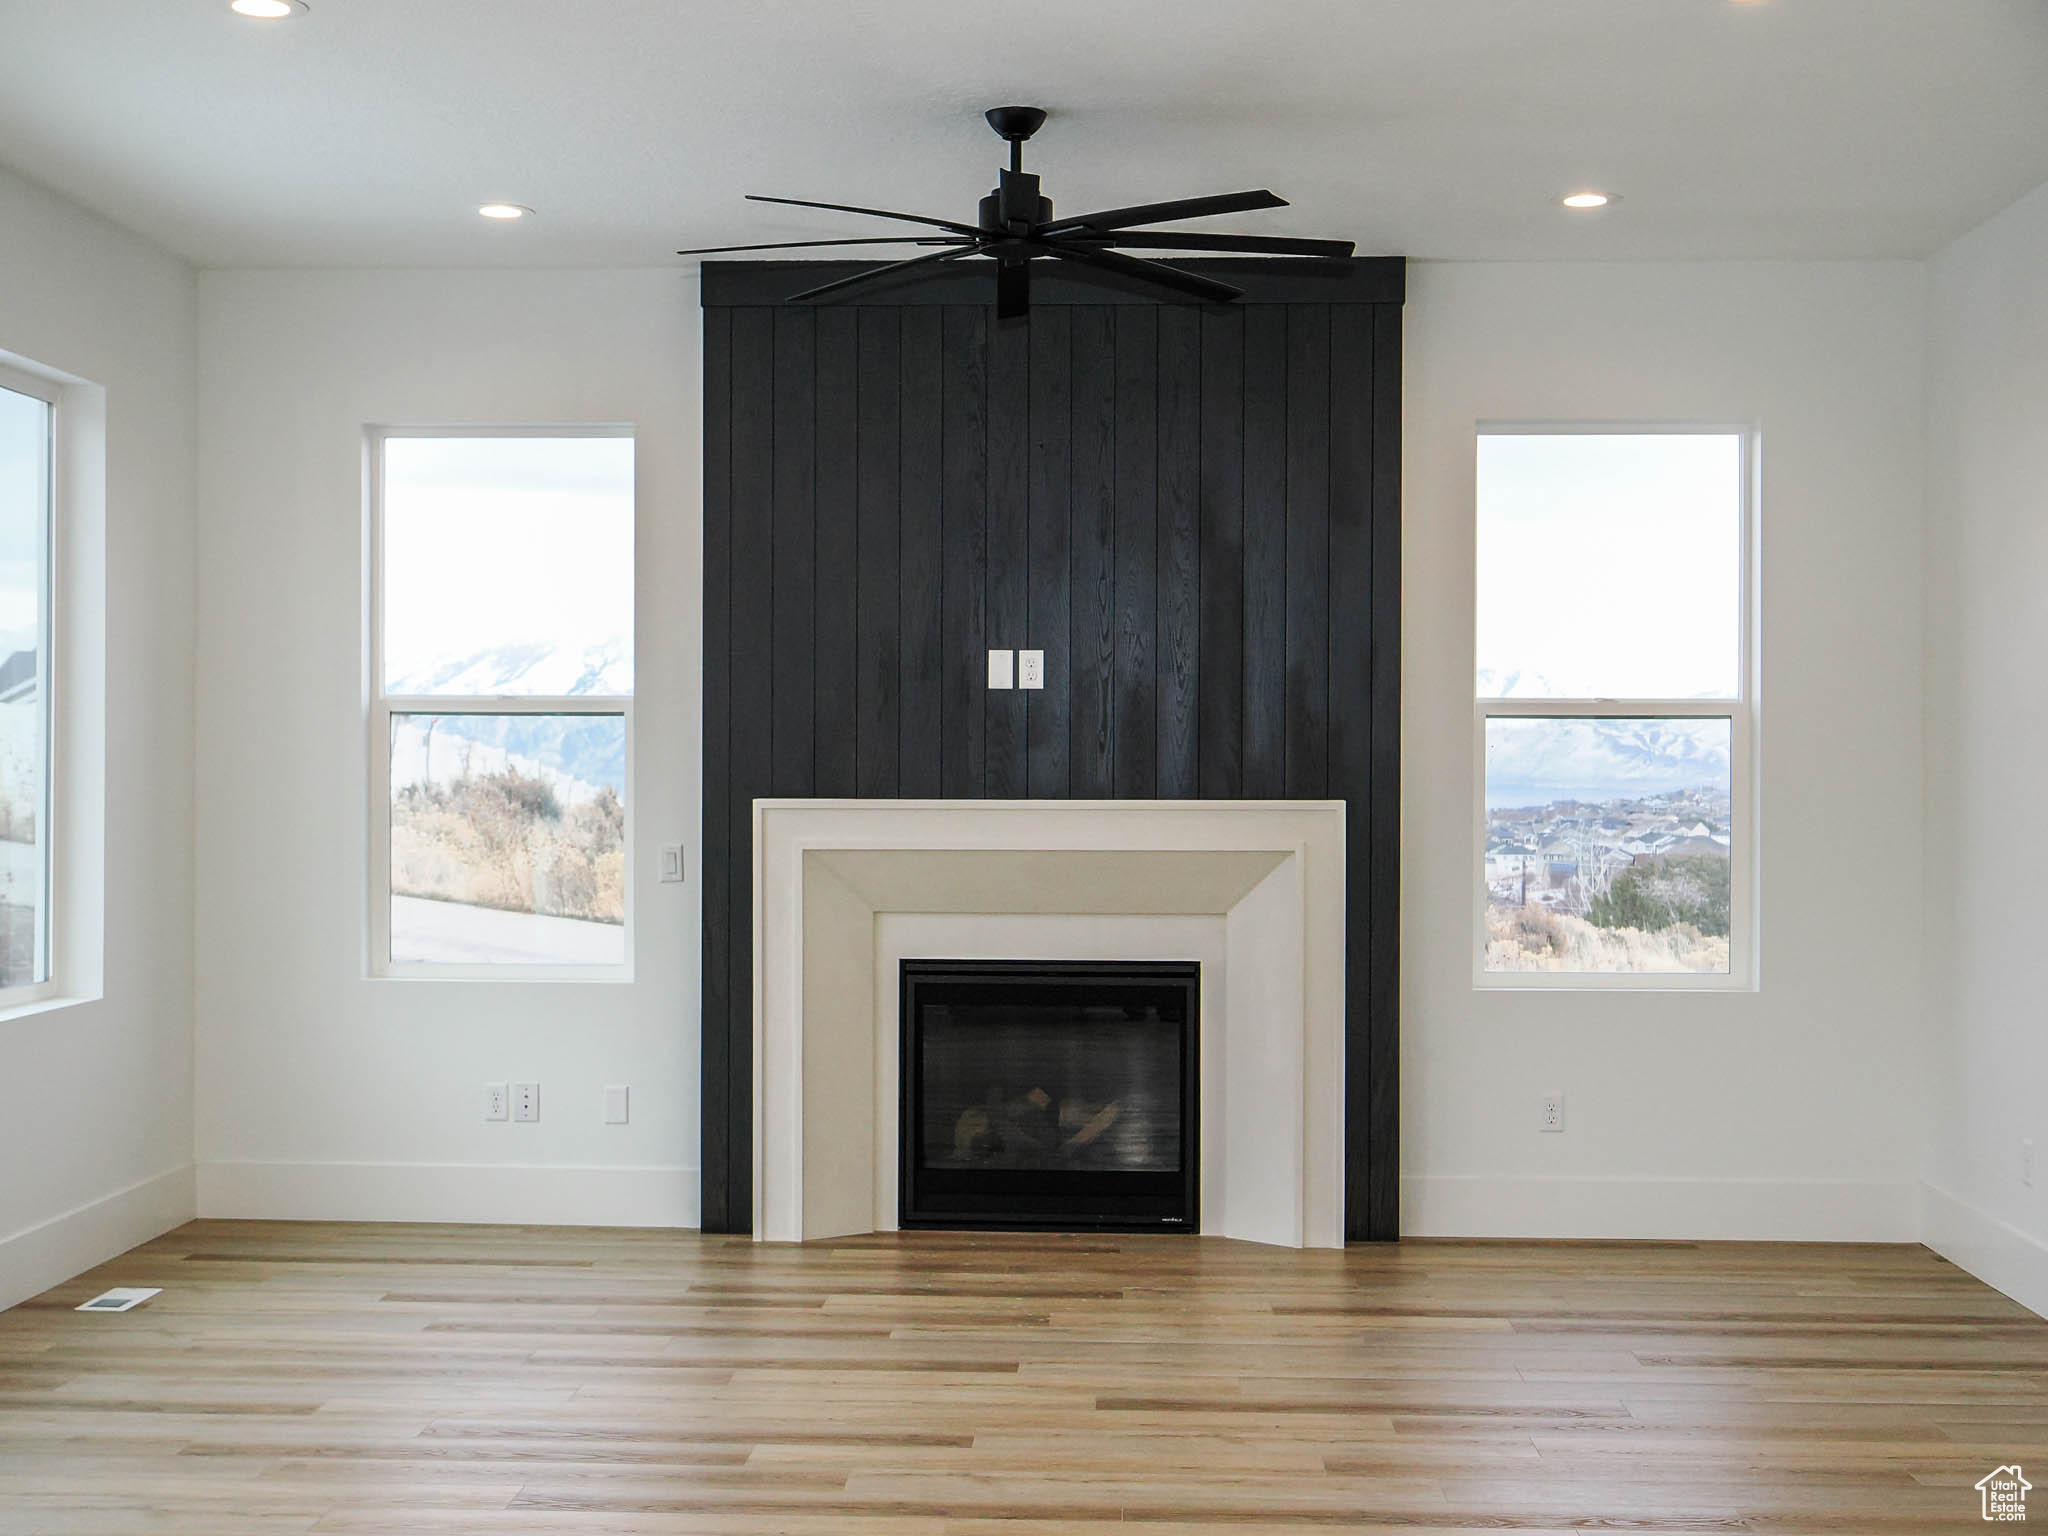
[0, 371, 54, 996]
[369, 429, 634, 976]
[1475, 427, 1753, 986]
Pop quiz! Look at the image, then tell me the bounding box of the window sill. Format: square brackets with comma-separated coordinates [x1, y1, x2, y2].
[1473, 976, 1758, 995]
[0, 990, 103, 1025]
[365, 970, 635, 985]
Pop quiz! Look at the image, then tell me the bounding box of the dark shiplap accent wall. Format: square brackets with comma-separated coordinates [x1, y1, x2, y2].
[701, 259, 1403, 1240]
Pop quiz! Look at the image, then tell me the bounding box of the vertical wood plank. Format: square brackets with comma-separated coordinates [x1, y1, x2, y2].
[770, 308, 816, 798]
[1156, 306, 1200, 799]
[812, 307, 858, 798]
[1198, 307, 1245, 799]
[1285, 305, 1331, 798]
[855, 308, 901, 799]
[698, 305, 733, 1232]
[984, 319, 1029, 798]
[1242, 306, 1288, 798]
[724, 305, 777, 1233]
[939, 307, 988, 799]
[1365, 301, 1404, 1242]
[1112, 305, 1158, 799]
[898, 308, 944, 798]
[1068, 306, 1117, 799]
[1329, 302, 1376, 1242]
[1026, 307, 1073, 799]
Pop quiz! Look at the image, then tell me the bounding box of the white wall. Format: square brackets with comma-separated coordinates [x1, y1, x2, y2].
[194, 270, 702, 1226]
[189, 259, 1939, 1245]
[0, 167, 197, 1309]
[1922, 182, 2048, 1315]
[1402, 261, 1930, 1239]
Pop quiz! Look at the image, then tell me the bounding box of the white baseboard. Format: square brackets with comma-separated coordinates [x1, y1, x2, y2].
[0, 1165, 196, 1313]
[196, 1160, 700, 1229]
[1400, 1175, 1917, 1242]
[1920, 1180, 2048, 1320]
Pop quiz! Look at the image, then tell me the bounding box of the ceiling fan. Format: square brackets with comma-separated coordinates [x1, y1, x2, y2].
[677, 105, 1356, 320]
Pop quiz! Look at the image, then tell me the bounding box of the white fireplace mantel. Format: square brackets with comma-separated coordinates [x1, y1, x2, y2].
[753, 799, 1347, 1248]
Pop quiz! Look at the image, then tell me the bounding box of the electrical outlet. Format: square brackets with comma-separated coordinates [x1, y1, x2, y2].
[1018, 649, 1045, 689]
[513, 1082, 540, 1123]
[484, 1082, 509, 1122]
[604, 1085, 629, 1125]
[2024, 1138, 2037, 1189]
[986, 649, 1015, 689]
[1540, 1092, 1565, 1133]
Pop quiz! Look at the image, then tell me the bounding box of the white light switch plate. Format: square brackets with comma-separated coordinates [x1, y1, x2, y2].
[987, 649, 1014, 689]
[658, 843, 685, 883]
[1019, 650, 1044, 689]
[604, 1085, 629, 1125]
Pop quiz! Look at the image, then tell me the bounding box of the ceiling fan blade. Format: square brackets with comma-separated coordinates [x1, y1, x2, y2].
[785, 244, 983, 304]
[746, 194, 982, 238]
[1036, 243, 1245, 305]
[676, 235, 968, 255]
[1039, 189, 1287, 237]
[1090, 230, 1355, 258]
[995, 258, 1029, 320]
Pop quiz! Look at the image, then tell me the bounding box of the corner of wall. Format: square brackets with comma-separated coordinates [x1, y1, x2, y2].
[0, 1165, 195, 1312]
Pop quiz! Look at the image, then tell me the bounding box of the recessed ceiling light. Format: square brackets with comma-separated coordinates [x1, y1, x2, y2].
[477, 203, 534, 221]
[1561, 192, 1613, 210]
[229, 0, 307, 17]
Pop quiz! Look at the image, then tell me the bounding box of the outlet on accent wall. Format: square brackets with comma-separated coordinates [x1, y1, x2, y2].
[1540, 1092, 1565, 1133]
[484, 1082, 508, 1122]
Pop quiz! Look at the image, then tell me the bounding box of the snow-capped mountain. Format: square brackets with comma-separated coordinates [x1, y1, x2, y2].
[388, 641, 629, 795]
[1476, 668, 1732, 806]
[1475, 667, 1571, 700]
[389, 638, 629, 699]
[1483, 715, 1729, 808]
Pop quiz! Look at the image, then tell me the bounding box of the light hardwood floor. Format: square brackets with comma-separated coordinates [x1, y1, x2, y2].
[1, 1221, 2043, 1533]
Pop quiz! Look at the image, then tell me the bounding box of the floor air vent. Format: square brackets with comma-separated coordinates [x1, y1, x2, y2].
[75, 1288, 161, 1313]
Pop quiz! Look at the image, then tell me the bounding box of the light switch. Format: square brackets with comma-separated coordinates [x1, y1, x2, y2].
[986, 649, 1014, 689]
[659, 844, 685, 883]
[1018, 650, 1045, 689]
[603, 1085, 629, 1125]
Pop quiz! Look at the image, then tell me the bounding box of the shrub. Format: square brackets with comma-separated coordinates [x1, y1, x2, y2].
[1588, 855, 1729, 937]
[391, 767, 624, 925]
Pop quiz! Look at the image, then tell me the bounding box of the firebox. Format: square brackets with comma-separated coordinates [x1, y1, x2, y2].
[898, 959, 1200, 1231]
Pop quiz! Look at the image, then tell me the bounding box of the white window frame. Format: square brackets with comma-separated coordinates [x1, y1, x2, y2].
[365, 424, 635, 982]
[0, 362, 59, 1006]
[1472, 420, 1759, 992]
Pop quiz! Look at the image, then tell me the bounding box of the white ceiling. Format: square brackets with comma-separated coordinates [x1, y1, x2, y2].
[2, 0, 2045, 269]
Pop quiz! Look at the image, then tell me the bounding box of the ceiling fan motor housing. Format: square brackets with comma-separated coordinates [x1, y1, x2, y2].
[982, 171, 1053, 233]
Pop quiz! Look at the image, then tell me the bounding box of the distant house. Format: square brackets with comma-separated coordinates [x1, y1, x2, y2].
[1653, 834, 1731, 861]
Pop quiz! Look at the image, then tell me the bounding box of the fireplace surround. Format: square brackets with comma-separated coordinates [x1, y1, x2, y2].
[750, 799, 1346, 1247]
